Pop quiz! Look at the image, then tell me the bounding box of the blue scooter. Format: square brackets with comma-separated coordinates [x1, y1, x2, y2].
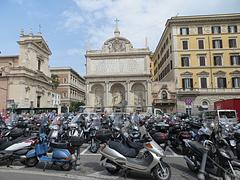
[25, 133, 75, 171]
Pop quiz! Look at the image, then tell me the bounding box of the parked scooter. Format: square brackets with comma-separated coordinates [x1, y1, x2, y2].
[100, 134, 171, 180]
[0, 136, 37, 166]
[25, 133, 76, 171]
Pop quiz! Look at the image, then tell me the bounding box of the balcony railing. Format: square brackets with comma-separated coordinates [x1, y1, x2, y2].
[153, 99, 177, 104]
[177, 88, 240, 95]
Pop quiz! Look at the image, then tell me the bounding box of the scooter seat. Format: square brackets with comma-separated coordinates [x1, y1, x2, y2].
[50, 141, 69, 149]
[109, 141, 138, 158]
[188, 141, 205, 154]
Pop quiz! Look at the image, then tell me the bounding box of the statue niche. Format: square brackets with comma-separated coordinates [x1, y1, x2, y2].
[110, 83, 125, 106]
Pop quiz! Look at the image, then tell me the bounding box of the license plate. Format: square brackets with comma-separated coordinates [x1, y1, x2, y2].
[230, 140, 236, 146]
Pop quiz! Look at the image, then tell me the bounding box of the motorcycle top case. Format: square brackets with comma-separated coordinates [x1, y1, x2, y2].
[95, 129, 112, 143]
[69, 136, 84, 147]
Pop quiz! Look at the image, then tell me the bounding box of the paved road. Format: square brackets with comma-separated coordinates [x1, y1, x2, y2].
[0, 144, 197, 180]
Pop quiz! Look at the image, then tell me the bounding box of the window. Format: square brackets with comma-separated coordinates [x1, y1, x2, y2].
[180, 27, 189, 35]
[213, 40, 223, 48]
[186, 108, 192, 116]
[63, 78, 67, 83]
[214, 56, 222, 66]
[37, 60, 41, 71]
[232, 77, 240, 88]
[230, 55, 240, 65]
[200, 77, 207, 88]
[201, 101, 209, 110]
[37, 96, 41, 108]
[198, 40, 204, 49]
[211, 26, 221, 34]
[170, 60, 173, 69]
[217, 77, 227, 88]
[229, 39, 237, 48]
[182, 78, 193, 89]
[182, 41, 188, 50]
[198, 27, 203, 34]
[181, 57, 190, 67]
[199, 56, 206, 66]
[228, 25, 237, 33]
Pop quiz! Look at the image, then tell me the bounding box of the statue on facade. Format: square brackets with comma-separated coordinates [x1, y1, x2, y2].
[112, 91, 123, 106]
[95, 95, 103, 107]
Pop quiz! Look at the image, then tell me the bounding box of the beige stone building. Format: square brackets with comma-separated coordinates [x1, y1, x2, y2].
[85, 26, 152, 113]
[0, 31, 53, 113]
[50, 67, 85, 112]
[152, 13, 240, 115]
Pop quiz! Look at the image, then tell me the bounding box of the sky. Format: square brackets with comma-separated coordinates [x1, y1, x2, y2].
[0, 0, 239, 76]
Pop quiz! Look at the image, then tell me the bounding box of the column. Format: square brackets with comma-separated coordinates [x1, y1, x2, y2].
[105, 81, 110, 113]
[126, 81, 131, 113]
[146, 80, 152, 112]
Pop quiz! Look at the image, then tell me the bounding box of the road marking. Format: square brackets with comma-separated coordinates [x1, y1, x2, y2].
[87, 171, 119, 180]
[0, 165, 25, 169]
[0, 168, 105, 180]
[80, 145, 90, 155]
[81, 153, 101, 156]
[166, 155, 184, 158]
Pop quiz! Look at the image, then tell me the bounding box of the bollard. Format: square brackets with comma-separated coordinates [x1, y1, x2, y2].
[197, 150, 208, 180]
[74, 147, 81, 170]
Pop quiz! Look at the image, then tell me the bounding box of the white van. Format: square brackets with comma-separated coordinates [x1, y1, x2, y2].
[202, 110, 237, 125]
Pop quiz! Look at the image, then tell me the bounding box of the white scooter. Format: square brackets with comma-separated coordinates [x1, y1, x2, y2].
[99, 134, 171, 180]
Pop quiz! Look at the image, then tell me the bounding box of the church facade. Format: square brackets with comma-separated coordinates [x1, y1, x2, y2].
[0, 31, 53, 113]
[85, 27, 152, 113]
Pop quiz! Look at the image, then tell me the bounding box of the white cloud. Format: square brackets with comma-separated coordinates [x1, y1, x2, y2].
[62, 0, 240, 51]
[62, 10, 84, 30]
[67, 48, 85, 56]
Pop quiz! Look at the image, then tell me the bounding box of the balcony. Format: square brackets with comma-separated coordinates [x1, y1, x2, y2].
[153, 99, 177, 105]
[177, 88, 240, 96]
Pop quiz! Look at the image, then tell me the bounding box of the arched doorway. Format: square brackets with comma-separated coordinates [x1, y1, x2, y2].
[131, 83, 146, 112]
[91, 84, 104, 112]
[110, 83, 125, 112]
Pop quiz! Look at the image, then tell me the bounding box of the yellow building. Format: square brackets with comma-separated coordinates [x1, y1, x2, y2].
[152, 13, 240, 115]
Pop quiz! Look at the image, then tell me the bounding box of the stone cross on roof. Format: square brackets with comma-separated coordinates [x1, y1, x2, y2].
[114, 18, 120, 37]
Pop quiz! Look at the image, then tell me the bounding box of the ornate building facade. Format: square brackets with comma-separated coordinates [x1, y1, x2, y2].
[85, 26, 152, 113]
[50, 67, 85, 112]
[0, 31, 53, 113]
[152, 13, 240, 115]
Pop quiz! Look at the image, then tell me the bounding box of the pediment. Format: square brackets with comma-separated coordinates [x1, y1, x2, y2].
[213, 70, 226, 76]
[180, 71, 193, 76]
[36, 73, 51, 83]
[197, 71, 209, 76]
[33, 38, 52, 55]
[230, 70, 240, 75]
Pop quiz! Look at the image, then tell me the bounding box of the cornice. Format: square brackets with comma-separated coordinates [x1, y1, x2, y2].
[86, 50, 151, 58]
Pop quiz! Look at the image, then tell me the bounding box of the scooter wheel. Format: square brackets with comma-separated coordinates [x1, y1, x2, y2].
[61, 163, 72, 171]
[153, 161, 171, 180]
[223, 166, 240, 180]
[24, 157, 39, 167]
[105, 159, 120, 175]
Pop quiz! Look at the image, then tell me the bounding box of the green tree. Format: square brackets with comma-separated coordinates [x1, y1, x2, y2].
[69, 101, 85, 112]
[51, 74, 60, 90]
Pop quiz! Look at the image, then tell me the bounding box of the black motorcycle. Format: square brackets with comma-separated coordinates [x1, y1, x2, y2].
[184, 136, 240, 179]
